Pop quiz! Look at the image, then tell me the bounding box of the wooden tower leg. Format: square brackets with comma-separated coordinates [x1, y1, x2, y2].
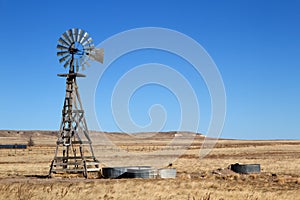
[49, 72, 100, 178]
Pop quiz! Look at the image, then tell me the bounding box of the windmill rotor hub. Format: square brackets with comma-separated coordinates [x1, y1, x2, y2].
[69, 47, 79, 54]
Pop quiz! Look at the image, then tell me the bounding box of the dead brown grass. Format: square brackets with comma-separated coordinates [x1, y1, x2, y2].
[0, 130, 299, 200]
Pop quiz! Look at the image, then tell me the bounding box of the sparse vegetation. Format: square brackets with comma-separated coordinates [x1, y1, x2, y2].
[0, 130, 299, 200]
[27, 136, 34, 147]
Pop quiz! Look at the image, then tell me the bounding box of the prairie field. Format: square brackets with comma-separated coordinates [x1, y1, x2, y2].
[0, 130, 299, 200]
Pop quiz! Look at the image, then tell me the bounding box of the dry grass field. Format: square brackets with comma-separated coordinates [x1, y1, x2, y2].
[0, 130, 299, 200]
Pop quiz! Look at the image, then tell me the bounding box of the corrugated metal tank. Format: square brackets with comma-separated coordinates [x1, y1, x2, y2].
[102, 166, 153, 178]
[230, 163, 260, 174]
[158, 168, 176, 178]
[102, 167, 128, 178]
[126, 167, 157, 178]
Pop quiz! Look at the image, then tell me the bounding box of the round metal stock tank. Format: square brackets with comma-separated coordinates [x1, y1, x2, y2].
[102, 167, 128, 178]
[102, 166, 153, 178]
[126, 167, 157, 179]
[158, 168, 176, 178]
[230, 163, 260, 174]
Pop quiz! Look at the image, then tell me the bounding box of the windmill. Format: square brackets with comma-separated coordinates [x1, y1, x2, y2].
[49, 28, 104, 178]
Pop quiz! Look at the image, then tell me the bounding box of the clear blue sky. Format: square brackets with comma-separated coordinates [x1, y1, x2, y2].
[0, 0, 299, 139]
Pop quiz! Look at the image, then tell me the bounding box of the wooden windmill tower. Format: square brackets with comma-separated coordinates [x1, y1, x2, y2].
[49, 28, 104, 178]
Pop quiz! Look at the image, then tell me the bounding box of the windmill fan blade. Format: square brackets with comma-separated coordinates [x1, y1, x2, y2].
[83, 47, 94, 53]
[83, 43, 95, 51]
[82, 37, 93, 46]
[62, 32, 72, 45]
[80, 57, 87, 70]
[67, 29, 74, 43]
[64, 58, 72, 68]
[89, 48, 104, 63]
[72, 28, 78, 43]
[80, 32, 89, 44]
[59, 54, 70, 63]
[57, 51, 69, 57]
[75, 58, 79, 72]
[90, 43, 95, 48]
[77, 29, 84, 42]
[57, 44, 69, 50]
[58, 37, 70, 47]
